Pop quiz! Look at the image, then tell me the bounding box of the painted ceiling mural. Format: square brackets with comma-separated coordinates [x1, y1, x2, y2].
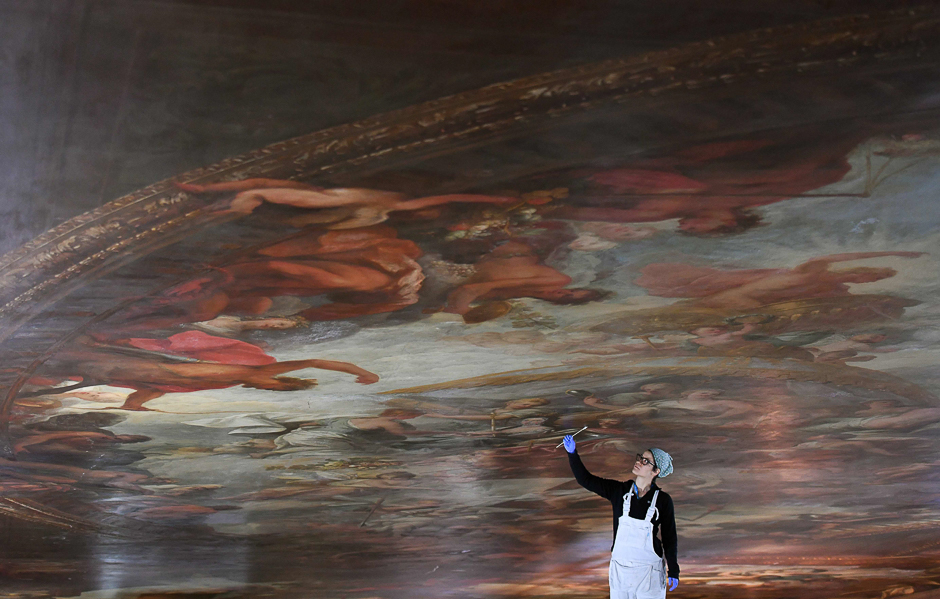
[1, 7, 940, 599]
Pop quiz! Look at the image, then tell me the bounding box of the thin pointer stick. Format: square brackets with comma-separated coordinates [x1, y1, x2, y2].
[556, 426, 589, 448]
[359, 497, 385, 527]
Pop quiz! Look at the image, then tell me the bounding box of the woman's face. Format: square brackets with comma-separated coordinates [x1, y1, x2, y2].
[632, 450, 660, 478]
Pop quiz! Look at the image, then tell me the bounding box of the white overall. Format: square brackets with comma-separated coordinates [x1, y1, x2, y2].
[608, 488, 667, 599]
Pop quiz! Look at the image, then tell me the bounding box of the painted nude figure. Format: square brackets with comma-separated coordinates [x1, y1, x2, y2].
[108, 226, 426, 329]
[442, 241, 606, 321]
[550, 133, 863, 236]
[220, 226, 427, 320]
[636, 251, 925, 310]
[177, 178, 517, 229]
[49, 337, 379, 411]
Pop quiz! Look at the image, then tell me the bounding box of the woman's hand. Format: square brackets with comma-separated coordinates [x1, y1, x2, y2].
[668, 577, 679, 591]
[562, 434, 577, 454]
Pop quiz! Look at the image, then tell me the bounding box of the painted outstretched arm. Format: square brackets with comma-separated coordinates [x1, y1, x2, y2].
[302, 359, 380, 384]
[392, 194, 518, 211]
[795, 251, 925, 272]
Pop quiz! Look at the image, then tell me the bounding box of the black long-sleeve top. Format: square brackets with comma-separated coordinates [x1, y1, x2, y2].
[568, 451, 679, 579]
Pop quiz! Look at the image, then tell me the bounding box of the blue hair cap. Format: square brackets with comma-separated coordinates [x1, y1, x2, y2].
[649, 448, 673, 478]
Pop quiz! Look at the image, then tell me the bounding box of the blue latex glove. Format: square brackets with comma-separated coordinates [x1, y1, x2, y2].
[562, 434, 577, 454]
[668, 577, 679, 591]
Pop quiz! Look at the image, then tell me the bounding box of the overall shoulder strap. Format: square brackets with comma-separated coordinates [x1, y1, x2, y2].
[622, 483, 635, 508]
[644, 490, 660, 522]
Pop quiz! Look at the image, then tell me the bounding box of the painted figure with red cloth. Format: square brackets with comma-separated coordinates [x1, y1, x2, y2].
[223, 225, 426, 321]
[546, 134, 865, 236]
[442, 240, 607, 322]
[49, 331, 379, 411]
[106, 226, 426, 330]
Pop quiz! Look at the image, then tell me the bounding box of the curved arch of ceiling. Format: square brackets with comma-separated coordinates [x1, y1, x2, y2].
[2, 7, 940, 599]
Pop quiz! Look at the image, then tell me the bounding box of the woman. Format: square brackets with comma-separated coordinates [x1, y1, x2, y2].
[563, 435, 679, 598]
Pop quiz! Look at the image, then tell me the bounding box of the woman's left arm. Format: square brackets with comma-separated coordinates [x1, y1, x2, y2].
[660, 494, 680, 581]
